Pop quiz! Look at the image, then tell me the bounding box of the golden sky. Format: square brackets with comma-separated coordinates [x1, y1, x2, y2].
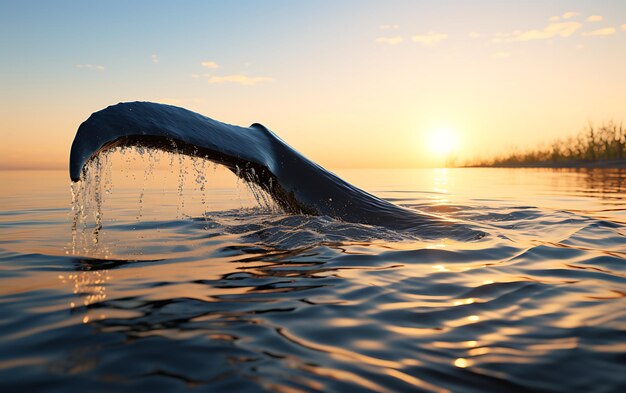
[1, 1, 625, 169]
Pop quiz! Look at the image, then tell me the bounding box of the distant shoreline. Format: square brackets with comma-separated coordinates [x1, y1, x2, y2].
[464, 159, 626, 169]
[1, 159, 625, 172]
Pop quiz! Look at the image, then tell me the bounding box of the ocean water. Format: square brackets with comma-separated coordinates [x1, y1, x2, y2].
[1, 159, 625, 392]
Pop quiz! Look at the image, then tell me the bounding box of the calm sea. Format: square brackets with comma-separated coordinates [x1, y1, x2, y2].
[1, 162, 624, 392]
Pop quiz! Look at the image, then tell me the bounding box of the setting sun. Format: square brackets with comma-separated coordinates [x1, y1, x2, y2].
[427, 127, 460, 156]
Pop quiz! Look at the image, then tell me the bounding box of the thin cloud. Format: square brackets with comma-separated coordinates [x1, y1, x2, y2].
[562, 11, 579, 19]
[191, 73, 213, 79]
[375, 36, 403, 45]
[379, 24, 399, 30]
[493, 22, 581, 42]
[468, 32, 483, 39]
[151, 54, 159, 63]
[201, 61, 219, 69]
[582, 27, 616, 36]
[621, 23, 626, 31]
[550, 12, 579, 22]
[75, 64, 105, 71]
[411, 32, 448, 46]
[586, 15, 603, 22]
[206, 74, 273, 86]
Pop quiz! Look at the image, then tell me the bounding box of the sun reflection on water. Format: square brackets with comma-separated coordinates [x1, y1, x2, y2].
[58, 269, 111, 322]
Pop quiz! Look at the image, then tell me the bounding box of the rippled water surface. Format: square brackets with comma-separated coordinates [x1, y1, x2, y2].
[1, 163, 625, 392]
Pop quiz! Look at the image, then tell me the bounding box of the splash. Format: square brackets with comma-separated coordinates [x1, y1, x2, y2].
[69, 151, 112, 256]
[68, 145, 280, 256]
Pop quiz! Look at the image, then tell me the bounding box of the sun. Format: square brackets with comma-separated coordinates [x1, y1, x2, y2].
[427, 127, 459, 156]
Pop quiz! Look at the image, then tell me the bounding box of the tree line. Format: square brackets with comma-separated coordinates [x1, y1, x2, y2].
[467, 122, 625, 167]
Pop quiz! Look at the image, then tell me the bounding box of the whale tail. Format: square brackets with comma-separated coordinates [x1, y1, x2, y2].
[70, 101, 476, 236]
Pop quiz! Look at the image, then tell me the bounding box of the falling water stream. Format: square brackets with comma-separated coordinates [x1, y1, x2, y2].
[69, 147, 281, 258]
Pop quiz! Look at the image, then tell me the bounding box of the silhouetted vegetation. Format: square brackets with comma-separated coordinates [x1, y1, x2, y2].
[467, 122, 625, 167]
